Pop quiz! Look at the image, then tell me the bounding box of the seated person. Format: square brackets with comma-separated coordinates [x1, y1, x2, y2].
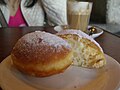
[0, 0, 67, 27]
[0, 0, 44, 27]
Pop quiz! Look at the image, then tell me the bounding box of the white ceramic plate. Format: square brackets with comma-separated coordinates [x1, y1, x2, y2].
[0, 54, 120, 90]
[54, 26, 103, 38]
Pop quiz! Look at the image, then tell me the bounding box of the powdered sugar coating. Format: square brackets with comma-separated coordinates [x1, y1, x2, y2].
[56, 30, 103, 52]
[21, 31, 71, 50]
[12, 31, 72, 63]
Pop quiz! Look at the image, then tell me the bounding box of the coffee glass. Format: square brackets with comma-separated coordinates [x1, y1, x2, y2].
[67, 1, 92, 32]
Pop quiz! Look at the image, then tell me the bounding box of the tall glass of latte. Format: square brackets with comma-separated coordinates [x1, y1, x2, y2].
[67, 1, 92, 32]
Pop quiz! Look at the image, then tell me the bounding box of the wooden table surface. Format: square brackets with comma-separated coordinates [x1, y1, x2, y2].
[0, 26, 120, 90]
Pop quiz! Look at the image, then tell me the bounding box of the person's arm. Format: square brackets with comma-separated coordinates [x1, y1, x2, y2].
[41, 0, 67, 26]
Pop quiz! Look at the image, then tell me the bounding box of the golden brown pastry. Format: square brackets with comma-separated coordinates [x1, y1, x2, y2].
[57, 30, 106, 68]
[11, 31, 73, 77]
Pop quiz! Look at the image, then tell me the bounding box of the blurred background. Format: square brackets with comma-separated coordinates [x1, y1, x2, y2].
[78, 0, 120, 37]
